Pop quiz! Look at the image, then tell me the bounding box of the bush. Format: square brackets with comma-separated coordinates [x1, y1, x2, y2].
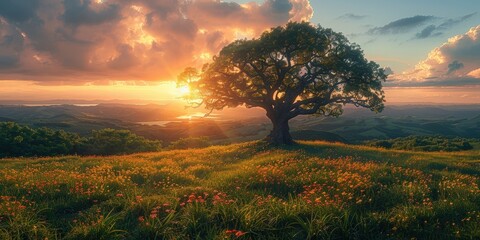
[368, 140, 392, 149]
[366, 136, 475, 152]
[0, 122, 82, 157]
[0, 122, 163, 158]
[78, 128, 162, 155]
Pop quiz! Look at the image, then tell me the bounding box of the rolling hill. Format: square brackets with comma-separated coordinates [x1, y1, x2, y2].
[1, 104, 479, 144]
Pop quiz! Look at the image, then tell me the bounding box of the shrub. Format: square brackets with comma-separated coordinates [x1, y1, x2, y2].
[78, 128, 162, 155]
[366, 136, 476, 152]
[0, 122, 82, 157]
[0, 122, 163, 158]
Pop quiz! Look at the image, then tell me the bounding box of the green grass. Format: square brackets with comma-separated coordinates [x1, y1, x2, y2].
[1, 141, 480, 239]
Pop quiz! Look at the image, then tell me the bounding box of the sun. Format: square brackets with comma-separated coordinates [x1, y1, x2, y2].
[177, 85, 191, 96]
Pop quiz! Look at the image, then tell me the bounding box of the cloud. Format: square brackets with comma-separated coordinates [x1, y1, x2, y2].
[0, 17, 24, 69]
[468, 68, 480, 78]
[414, 25, 442, 39]
[368, 15, 435, 34]
[438, 12, 477, 29]
[391, 25, 480, 86]
[0, 0, 41, 23]
[447, 60, 464, 74]
[337, 13, 367, 21]
[62, 0, 122, 27]
[375, 13, 475, 38]
[0, 0, 313, 84]
[412, 13, 477, 39]
[0, 55, 19, 69]
[286, 0, 314, 22]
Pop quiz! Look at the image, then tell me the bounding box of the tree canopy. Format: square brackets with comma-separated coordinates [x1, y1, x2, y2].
[179, 22, 387, 144]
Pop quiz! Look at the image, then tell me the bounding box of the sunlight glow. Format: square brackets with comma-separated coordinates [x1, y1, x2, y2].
[197, 52, 211, 61]
[177, 85, 191, 96]
[129, 5, 155, 46]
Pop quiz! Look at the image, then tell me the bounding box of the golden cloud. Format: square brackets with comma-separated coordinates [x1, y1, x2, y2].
[0, 0, 313, 84]
[392, 25, 480, 85]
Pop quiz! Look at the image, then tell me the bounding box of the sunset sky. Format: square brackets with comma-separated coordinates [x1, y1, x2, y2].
[0, 0, 479, 104]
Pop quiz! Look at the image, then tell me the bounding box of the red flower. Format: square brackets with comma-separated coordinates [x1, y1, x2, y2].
[225, 229, 247, 238]
[235, 231, 246, 237]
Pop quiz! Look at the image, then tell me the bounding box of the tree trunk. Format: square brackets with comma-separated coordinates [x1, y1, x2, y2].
[265, 118, 294, 145]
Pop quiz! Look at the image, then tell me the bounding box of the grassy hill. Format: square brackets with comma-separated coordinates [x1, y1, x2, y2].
[1, 142, 480, 239]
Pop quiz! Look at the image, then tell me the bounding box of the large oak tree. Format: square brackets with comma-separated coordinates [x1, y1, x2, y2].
[178, 22, 387, 145]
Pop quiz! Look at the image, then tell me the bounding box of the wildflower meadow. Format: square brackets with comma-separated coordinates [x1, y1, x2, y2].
[1, 141, 479, 239]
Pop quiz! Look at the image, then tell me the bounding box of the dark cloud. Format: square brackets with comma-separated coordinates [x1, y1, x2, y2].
[0, 21, 24, 51]
[414, 25, 442, 39]
[0, 0, 313, 83]
[447, 60, 464, 75]
[0, 18, 24, 69]
[186, 0, 311, 30]
[62, 0, 121, 27]
[368, 15, 435, 34]
[268, 0, 293, 13]
[438, 12, 477, 29]
[145, 12, 198, 41]
[0, 55, 19, 69]
[141, 0, 180, 18]
[337, 13, 367, 20]
[108, 44, 138, 69]
[0, 0, 40, 23]
[412, 13, 477, 40]
[186, 1, 243, 19]
[261, 0, 293, 22]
